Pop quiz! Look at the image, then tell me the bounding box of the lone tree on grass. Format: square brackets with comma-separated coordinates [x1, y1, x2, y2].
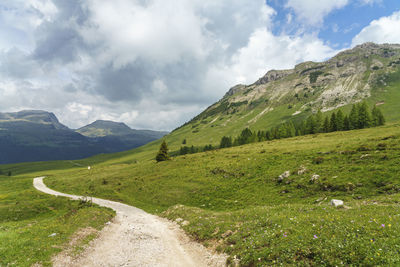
[156, 140, 170, 162]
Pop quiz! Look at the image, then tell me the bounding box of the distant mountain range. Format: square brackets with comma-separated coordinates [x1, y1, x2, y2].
[0, 110, 167, 164]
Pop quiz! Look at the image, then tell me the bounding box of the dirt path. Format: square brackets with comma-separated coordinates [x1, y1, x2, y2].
[33, 177, 227, 267]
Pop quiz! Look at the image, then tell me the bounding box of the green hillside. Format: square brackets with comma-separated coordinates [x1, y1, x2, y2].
[156, 43, 400, 151]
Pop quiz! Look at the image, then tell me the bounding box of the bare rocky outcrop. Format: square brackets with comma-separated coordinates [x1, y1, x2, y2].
[330, 199, 344, 207]
[224, 84, 246, 97]
[254, 69, 294, 85]
[277, 171, 290, 183]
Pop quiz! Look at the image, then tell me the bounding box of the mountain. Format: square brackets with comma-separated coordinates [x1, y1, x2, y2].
[159, 42, 400, 149]
[77, 120, 135, 137]
[0, 110, 68, 130]
[77, 120, 167, 139]
[76, 120, 168, 153]
[0, 111, 167, 164]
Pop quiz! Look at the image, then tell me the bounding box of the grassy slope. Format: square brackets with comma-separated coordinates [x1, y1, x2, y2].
[39, 123, 400, 266]
[89, 65, 400, 160]
[0, 174, 114, 266]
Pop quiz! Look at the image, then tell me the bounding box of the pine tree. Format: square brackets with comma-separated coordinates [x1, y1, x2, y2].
[323, 116, 330, 133]
[287, 122, 296, 137]
[220, 136, 232, 148]
[265, 130, 272, 140]
[180, 146, 190, 155]
[190, 145, 197, 153]
[238, 128, 253, 144]
[299, 121, 307, 136]
[306, 115, 317, 134]
[257, 131, 265, 142]
[358, 101, 371, 129]
[330, 112, 337, 132]
[377, 109, 385, 126]
[336, 110, 344, 131]
[156, 140, 170, 162]
[371, 106, 385, 126]
[343, 115, 350, 130]
[349, 104, 359, 130]
[277, 125, 286, 138]
[315, 110, 323, 133]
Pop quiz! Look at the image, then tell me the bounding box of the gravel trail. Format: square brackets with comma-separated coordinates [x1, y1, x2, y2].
[33, 177, 226, 267]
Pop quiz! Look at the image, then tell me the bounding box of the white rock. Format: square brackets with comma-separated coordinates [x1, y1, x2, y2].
[297, 165, 307, 175]
[330, 199, 344, 207]
[48, 233, 57, 237]
[278, 171, 290, 182]
[310, 174, 320, 183]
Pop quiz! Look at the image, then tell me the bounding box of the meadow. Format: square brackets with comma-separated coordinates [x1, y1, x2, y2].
[25, 122, 400, 266]
[0, 173, 114, 266]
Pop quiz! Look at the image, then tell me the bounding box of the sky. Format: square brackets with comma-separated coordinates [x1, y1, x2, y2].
[0, 0, 399, 131]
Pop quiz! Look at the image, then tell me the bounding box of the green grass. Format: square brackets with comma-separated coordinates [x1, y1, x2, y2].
[0, 174, 115, 266]
[33, 123, 400, 266]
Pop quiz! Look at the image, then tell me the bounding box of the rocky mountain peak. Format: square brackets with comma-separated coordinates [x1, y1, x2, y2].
[254, 69, 295, 85]
[0, 110, 68, 130]
[224, 84, 246, 97]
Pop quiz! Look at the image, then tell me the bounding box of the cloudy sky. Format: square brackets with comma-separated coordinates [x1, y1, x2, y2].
[0, 0, 399, 131]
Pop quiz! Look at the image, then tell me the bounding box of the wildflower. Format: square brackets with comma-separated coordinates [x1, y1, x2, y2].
[313, 235, 318, 239]
[388, 224, 392, 228]
[283, 232, 287, 237]
[381, 224, 385, 228]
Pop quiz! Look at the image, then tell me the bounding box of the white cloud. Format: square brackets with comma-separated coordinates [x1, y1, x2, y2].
[66, 102, 93, 117]
[0, 0, 341, 131]
[80, 0, 211, 68]
[229, 29, 337, 84]
[352, 11, 400, 46]
[285, 0, 349, 26]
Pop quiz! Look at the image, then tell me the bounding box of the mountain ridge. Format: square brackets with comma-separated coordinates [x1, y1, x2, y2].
[163, 42, 400, 151]
[0, 110, 167, 164]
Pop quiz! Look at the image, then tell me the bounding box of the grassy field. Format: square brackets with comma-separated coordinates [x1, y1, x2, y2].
[0, 174, 114, 266]
[28, 123, 400, 266]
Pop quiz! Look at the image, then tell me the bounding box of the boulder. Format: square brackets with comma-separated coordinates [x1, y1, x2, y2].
[297, 165, 307, 175]
[310, 174, 320, 183]
[277, 171, 290, 183]
[330, 199, 344, 207]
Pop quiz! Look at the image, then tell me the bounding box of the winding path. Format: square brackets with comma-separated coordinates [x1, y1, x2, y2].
[33, 177, 226, 267]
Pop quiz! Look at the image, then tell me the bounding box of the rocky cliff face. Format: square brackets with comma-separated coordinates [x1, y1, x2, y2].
[199, 43, 400, 120]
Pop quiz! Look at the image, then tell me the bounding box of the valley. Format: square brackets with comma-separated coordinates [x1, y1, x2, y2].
[1, 43, 400, 266]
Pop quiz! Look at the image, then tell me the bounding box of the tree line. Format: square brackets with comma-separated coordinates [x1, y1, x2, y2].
[159, 102, 385, 160]
[220, 102, 384, 148]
